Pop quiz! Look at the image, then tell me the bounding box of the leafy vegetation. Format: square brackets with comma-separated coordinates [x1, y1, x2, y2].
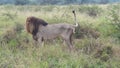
[0, 4, 120, 68]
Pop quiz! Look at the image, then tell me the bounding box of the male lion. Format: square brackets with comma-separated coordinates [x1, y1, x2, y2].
[26, 10, 78, 50]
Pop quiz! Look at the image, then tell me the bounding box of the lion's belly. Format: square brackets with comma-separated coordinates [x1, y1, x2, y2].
[39, 26, 63, 39]
[42, 31, 60, 39]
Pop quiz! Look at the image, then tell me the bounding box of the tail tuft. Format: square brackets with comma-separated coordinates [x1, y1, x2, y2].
[72, 10, 78, 27]
[72, 10, 75, 14]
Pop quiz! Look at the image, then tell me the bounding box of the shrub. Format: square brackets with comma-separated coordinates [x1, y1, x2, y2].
[94, 45, 113, 62]
[75, 24, 100, 39]
[0, 22, 28, 48]
[106, 4, 120, 40]
[78, 5, 103, 17]
[75, 37, 113, 61]
[1, 11, 17, 21]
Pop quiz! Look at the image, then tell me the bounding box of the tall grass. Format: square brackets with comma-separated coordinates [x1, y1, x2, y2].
[0, 4, 120, 68]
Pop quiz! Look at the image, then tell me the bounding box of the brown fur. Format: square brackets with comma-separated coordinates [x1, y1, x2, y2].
[26, 16, 48, 40]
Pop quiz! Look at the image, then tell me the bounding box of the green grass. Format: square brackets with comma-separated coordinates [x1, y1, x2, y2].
[0, 4, 120, 68]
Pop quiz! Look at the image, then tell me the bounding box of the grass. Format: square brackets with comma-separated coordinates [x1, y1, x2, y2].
[0, 4, 120, 68]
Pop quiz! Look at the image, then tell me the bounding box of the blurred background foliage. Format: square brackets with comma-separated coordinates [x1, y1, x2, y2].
[0, 0, 120, 67]
[0, 0, 120, 5]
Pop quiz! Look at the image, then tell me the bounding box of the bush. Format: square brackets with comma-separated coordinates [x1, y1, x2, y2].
[107, 4, 120, 40]
[0, 22, 29, 48]
[94, 45, 113, 62]
[1, 10, 17, 21]
[75, 24, 100, 39]
[78, 5, 103, 17]
[75, 37, 113, 61]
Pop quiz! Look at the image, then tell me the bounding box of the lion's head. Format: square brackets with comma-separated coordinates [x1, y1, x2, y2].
[26, 16, 48, 41]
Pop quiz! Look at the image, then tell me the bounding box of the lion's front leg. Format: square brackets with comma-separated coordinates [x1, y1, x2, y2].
[32, 35, 38, 41]
[38, 36, 44, 47]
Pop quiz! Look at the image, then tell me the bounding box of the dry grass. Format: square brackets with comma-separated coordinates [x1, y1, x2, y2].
[0, 4, 120, 68]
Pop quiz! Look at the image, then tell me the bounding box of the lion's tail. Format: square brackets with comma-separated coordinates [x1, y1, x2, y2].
[72, 10, 79, 27]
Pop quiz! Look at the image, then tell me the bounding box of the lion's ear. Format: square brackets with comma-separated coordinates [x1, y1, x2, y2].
[37, 19, 48, 26]
[42, 21, 48, 26]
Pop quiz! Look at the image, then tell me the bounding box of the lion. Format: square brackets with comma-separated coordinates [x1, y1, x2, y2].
[26, 10, 78, 50]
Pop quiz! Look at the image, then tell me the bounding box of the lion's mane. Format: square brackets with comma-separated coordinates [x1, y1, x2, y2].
[26, 16, 48, 41]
